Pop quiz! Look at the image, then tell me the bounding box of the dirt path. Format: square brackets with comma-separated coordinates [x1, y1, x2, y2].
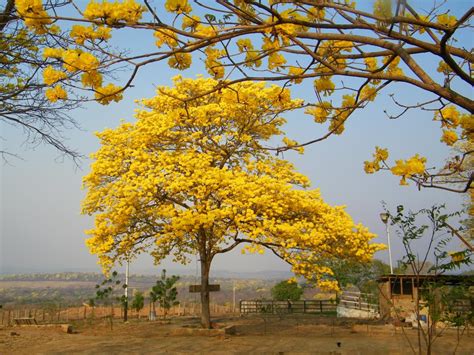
[1, 316, 473, 354]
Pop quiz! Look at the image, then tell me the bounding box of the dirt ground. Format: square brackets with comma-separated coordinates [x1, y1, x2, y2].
[1, 315, 473, 354]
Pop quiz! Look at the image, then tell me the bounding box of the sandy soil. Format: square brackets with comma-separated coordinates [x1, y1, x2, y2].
[1, 315, 472, 354]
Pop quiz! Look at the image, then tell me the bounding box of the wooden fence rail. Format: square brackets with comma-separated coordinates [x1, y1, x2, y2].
[239, 300, 336, 314]
[339, 291, 379, 312]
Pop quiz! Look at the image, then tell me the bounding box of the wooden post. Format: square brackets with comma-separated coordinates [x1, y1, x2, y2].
[319, 301, 323, 313]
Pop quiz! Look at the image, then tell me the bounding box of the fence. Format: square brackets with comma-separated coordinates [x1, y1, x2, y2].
[239, 300, 336, 315]
[0, 302, 233, 326]
[338, 291, 379, 312]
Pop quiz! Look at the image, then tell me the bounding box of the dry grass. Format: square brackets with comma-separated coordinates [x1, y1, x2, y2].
[1, 314, 473, 354]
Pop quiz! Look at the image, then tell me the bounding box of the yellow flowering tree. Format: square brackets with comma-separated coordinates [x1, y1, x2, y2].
[82, 77, 383, 328]
[12, 0, 472, 199]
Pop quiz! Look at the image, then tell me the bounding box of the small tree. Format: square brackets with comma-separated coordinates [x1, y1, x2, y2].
[325, 259, 390, 295]
[271, 280, 304, 301]
[94, 271, 126, 329]
[131, 291, 144, 319]
[150, 270, 180, 319]
[387, 204, 472, 355]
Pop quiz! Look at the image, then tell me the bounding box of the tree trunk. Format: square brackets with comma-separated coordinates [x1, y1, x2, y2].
[200, 254, 211, 329]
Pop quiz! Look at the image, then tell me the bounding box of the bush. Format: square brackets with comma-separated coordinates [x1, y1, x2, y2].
[271, 280, 303, 301]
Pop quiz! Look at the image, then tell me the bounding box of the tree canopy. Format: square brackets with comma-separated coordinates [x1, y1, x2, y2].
[81, 76, 383, 327]
[0, 1, 85, 159]
[10, 0, 472, 198]
[271, 279, 304, 301]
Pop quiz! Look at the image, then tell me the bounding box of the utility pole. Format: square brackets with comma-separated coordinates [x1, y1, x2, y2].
[380, 213, 394, 274]
[232, 280, 236, 313]
[124, 258, 130, 322]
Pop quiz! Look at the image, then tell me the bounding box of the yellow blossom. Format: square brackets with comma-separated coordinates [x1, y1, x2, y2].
[165, 0, 192, 14]
[182, 15, 200, 30]
[95, 84, 123, 105]
[43, 48, 63, 59]
[154, 29, 178, 48]
[441, 129, 458, 146]
[81, 70, 103, 88]
[84, 0, 146, 25]
[390, 154, 426, 185]
[383, 56, 403, 76]
[168, 53, 192, 70]
[195, 25, 217, 38]
[314, 77, 335, 96]
[15, 0, 52, 33]
[288, 66, 305, 84]
[437, 13, 457, 27]
[43, 66, 67, 86]
[45, 85, 67, 102]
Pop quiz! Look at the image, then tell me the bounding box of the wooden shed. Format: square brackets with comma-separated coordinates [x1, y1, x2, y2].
[377, 274, 473, 320]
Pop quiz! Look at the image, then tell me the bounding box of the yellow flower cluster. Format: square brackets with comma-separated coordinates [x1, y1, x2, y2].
[81, 71, 103, 88]
[168, 53, 192, 70]
[195, 25, 217, 38]
[84, 0, 146, 25]
[182, 15, 200, 30]
[70, 25, 112, 45]
[41, 45, 115, 103]
[383, 56, 404, 76]
[43, 48, 63, 59]
[45, 85, 67, 102]
[154, 29, 178, 48]
[268, 52, 287, 71]
[43, 66, 67, 86]
[82, 77, 382, 288]
[314, 77, 335, 96]
[328, 94, 355, 135]
[62, 50, 100, 73]
[305, 101, 332, 124]
[437, 13, 457, 28]
[15, 0, 52, 34]
[307, 7, 325, 21]
[205, 47, 225, 79]
[364, 146, 389, 174]
[360, 85, 377, 102]
[282, 137, 304, 154]
[390, 154, 426, 185]
[433, 105, 473, 146]
[165, 0, 192, 14]
[364, 57, 378, 72]
[94, 83, 123, 105]
[441, 129, 458, 146]
[288, 66, 305, 84]
[437, 61, 453, 74]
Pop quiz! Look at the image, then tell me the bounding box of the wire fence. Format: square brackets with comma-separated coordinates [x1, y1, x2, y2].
[0, 302, 233, 326]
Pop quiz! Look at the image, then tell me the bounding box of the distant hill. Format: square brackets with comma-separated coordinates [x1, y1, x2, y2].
[0, 269, 294, 282]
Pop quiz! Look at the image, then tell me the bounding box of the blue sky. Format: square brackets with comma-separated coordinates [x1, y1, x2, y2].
[0, 0, 471, 275]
